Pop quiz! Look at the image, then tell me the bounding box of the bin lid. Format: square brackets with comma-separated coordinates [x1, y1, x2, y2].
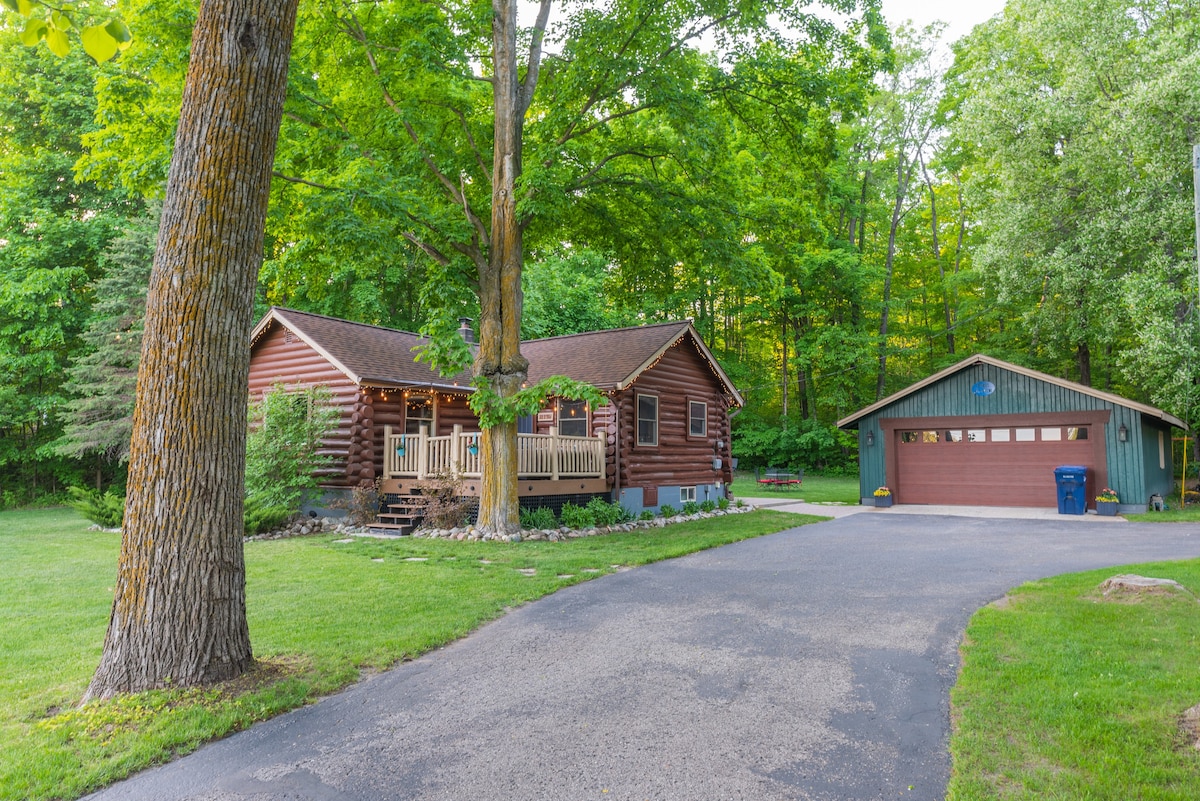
[1054, 465, 1089, 474]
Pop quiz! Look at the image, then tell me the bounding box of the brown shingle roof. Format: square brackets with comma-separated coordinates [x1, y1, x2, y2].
[253, 308, 474, 389]
[253, 309, 741, 404]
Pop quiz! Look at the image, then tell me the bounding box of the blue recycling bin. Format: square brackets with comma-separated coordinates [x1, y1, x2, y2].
[1054, 465, 1089, 515]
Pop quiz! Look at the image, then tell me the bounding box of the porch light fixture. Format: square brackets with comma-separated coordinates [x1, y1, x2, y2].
[866, 430, 875, 446]
[1118, 424, 1128, 442]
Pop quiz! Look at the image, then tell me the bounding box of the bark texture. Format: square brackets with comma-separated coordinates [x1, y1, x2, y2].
[87, 0, 299, 699]
[476, 0, 529, 534]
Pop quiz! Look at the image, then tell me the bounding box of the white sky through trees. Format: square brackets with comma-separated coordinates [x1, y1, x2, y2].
[881, 0, 1007, 44]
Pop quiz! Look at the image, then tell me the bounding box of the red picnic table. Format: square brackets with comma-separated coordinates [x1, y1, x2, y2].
[756, 469, 803, 490]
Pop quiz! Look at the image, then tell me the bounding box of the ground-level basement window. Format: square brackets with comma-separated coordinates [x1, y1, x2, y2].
[680, 486, 696, 503]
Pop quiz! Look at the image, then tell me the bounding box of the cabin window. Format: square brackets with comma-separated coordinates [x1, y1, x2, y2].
[517, 414, 534, 434]
[405, 393, 435, 435]
[637, 394, 659, 446]
[558, 399, 588, 438]
[688, 400, 708, 438]
[680, 486, 697, 503]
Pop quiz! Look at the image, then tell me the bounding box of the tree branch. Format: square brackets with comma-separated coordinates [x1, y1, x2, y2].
[341, 5, 491, 247]
[272, 172, 339, 190]
[519, 0, 554, 117]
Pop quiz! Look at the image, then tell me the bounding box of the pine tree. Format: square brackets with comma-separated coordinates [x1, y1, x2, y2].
[55, 205, 158, 476]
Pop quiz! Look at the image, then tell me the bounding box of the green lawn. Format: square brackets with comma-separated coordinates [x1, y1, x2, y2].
[1126, 505, 1200, 523]
[949, 559, 1200, 799]
[731, 471, 859, 504]
[0, 505, 819, 801]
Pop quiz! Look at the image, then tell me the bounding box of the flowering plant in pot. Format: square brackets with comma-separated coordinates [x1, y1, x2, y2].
[874, 486, 893, 507]
[1095, 488, 1119, 516]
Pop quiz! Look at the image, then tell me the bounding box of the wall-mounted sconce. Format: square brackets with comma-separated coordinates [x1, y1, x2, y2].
[866, 430, 875, 447]
[1118, 424, 1128, 442]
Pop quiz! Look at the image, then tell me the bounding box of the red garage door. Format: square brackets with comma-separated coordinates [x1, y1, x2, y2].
[894, 424, 1097, 507]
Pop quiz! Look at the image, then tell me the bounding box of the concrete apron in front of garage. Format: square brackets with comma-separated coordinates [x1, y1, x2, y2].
[741, 496, 1127, 521]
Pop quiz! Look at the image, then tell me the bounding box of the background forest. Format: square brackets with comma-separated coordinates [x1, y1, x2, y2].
[2, 0, 1199, 507]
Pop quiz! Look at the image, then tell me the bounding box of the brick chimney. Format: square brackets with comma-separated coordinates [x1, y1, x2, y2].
[457, 317, 475, 344]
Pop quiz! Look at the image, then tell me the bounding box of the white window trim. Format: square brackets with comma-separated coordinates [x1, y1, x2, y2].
[558, 398, 589, 438]
[688, 399, 708, 439]
[404, 392, 437, 434]
[636, 393, 659, 447]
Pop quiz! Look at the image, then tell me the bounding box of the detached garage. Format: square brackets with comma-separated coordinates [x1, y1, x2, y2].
[838, 355, 1184, 513]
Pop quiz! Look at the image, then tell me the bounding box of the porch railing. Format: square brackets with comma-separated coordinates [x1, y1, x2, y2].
[384, 424, 605, 481]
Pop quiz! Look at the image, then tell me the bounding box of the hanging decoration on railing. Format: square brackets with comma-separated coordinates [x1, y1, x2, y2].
[396, 433, 406, 458]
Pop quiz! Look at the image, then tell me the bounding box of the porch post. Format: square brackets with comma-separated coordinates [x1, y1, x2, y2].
[417, 424, 429, 479]
[451, 424, 463, 477]
[384, 424, 393, 477]
[550, 425, 560, 481]
[596, 432, 606, 480]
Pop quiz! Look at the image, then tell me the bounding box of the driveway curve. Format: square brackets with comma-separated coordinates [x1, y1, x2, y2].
[85, 514, 1200, 801]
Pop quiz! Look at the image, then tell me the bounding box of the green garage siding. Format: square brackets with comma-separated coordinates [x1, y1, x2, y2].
[840, 355, 1184, 514]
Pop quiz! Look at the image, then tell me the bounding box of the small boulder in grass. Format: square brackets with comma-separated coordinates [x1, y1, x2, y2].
[1181, 703, 1200, 751]
[1099, 574, 1195, 600]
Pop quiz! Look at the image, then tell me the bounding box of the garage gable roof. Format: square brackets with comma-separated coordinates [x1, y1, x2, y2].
[836, 354, 1185, 430]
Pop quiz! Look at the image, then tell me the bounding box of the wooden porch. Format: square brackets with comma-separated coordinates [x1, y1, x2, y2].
[381, 424, 608, 498]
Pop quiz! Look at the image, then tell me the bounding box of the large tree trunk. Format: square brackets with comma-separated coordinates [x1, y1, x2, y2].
[476, 0, 528, 535]
[86, 0, 299, 700]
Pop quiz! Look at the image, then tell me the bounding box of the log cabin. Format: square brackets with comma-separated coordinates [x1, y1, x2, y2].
[248, 308, 744, 517]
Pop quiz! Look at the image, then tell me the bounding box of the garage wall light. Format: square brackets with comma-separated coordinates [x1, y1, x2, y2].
[866, 430, 875, 446]
[1118, 424, 1128, 442]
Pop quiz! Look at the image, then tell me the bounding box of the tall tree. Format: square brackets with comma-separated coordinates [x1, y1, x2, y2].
[85, 0, 300, 698]
[288, 0, 889, 534]
[947, 0, 1200, 395]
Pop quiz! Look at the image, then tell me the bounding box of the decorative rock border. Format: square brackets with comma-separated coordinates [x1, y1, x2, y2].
[243, 503, 757, 543]
[410, 504, 756, 543]
[245, 515, 367, 541]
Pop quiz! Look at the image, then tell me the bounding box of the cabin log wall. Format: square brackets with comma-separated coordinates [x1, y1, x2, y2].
[615, 341, 733, 494]
[248, 324, 359, 488]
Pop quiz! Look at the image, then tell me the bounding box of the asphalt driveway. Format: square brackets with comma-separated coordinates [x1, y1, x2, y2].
[85, 513, 1200, 801]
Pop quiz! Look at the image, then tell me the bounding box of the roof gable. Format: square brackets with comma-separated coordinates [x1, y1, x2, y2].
[522, 321, 742, 403]
[251, 308, 473, 389]
[836, 354, 1185, 430]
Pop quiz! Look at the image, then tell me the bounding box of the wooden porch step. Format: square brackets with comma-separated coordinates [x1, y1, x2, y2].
[377, 513, 421, 523]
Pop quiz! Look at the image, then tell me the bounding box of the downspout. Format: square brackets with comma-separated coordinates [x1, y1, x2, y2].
[612, 393, 621, 500]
